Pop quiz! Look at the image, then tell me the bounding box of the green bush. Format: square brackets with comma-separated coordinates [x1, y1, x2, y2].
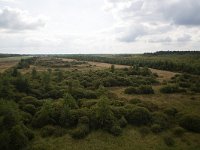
[137, 101, 158, 112]
[124, 87, 138, 94]
[111, 106, 127, 119]
[10, 125, 29, 150]
[129, 98, 141, 104]
[110, 124, 122, 136]
[138, 85, 154, 94]
[151, 124, 162, 133]
[160, 85, 185, 93]
[152, 112, 169, 130]
[40, 125, 56, 137]
[23, 104, 36, 115]
[125, 86, 154, 94]
[126, 107, 151, 126]
[172, 127, 185, 137]
[118, 116, 128, 128]
[70, 124, 90, 139]
[164, 107, 178, 117]
[163, 136, 175, 147]
[179, 114, 200, 133]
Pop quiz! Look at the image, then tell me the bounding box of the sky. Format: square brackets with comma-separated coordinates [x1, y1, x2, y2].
[0, 0, 200, 54]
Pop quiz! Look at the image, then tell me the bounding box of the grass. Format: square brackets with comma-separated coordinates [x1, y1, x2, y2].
[29, 126, 200, 150]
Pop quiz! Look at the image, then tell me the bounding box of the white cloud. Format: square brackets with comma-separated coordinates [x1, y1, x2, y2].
[0, 7, 46, 31]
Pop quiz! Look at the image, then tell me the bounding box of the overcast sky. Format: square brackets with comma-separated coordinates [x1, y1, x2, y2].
[0, 0, 200, 54]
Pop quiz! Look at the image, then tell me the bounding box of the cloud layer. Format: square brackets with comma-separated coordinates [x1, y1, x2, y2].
[0, 7, 45, 31]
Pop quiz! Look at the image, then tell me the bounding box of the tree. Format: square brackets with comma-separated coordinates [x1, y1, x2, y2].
[111, 64, 115, 73]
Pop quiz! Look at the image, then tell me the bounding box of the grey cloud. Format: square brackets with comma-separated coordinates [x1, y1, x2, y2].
[163, 0, 200, 26]
[116, 24, 146, 42]
[177, 34, 191, 42]
[148, 36, 172, 43]
[0, 7, 45, 31]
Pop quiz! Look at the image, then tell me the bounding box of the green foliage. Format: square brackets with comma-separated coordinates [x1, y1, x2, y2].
[160, 84, 185, 93]
[124, 85, 154, 94]
[126, 107, 151, 126]
[23, 104, 36, 115]
[179, 114, 200, 133]
[152, 112, 169, 130]
[10, 125, 29, 150]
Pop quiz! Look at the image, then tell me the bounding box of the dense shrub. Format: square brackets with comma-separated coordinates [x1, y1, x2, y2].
[23, 104, 36, 115]
[160, 85, 185, 93]
[152, 112, 169, 129]
[138, 85, 154, 94]
[126, 107, 151, 126]
[91, 96, 117, 129]
[125, 85, 154, 95]
[111, 106, 127, 119]
[10, 125, 29, 150]
[179, 114, 200, 133]
[124, 87, 138, 94]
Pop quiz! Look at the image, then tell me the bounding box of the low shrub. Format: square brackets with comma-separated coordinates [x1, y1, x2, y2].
[129, 98, 141, 104]
[126, 107, 152, 126]
[172, 127, 185, 137]
[160, 85, 185, 93]
[137, 101, 158, 112]
[164, 107, 178, 117]
[125, 86, 154, 95]
[110, 124, 122, 136]
[138, 85, 154, 94]
[179, 114, 200, 133]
